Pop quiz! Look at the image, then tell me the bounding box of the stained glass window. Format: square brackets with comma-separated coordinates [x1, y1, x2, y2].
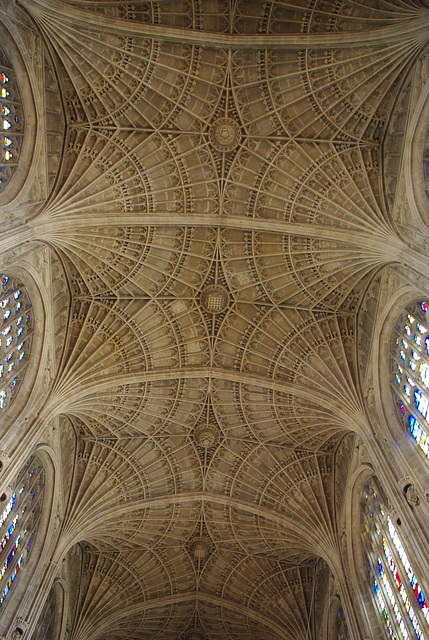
[393, 301, 429, 462]
[335, 605, 349, 640]
[0, 49, 23, 190]
[0, 455, 44, 608]
[0, 275, 32, 411]
[361, 477, 429, 639]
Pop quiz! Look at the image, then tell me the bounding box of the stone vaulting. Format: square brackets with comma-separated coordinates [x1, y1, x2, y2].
[0, 1, 429, 639]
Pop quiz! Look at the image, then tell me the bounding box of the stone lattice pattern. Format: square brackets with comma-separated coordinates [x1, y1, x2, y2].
[9, 0, 428, 638]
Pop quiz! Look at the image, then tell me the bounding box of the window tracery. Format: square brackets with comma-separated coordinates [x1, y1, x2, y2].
[0, 275, 32, 411]
[0, 456, 44, 609]
[361, 477, 428, 640]
[0, 50, 23, 190]
[393, 301, 429, 462]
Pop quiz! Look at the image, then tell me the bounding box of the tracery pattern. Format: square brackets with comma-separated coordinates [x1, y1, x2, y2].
[393, 300, 429, 461]
[234, 0, 424, 35]
[46, 130, 219, 218]
[0, 275, 31, 411]
[221, 228, 375, 310]
[0, 455, 44, 609]
[361, 477, 428, 640]
[231, 43, 417, 142]
[0, 50, 23, 190]
[222, 141, 387, 232]
[55, 0, 427, 35]
[49, 226, 216, 297]
[12, 0, 429, 637]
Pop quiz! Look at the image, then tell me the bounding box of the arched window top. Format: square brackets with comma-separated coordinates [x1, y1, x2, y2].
[0, 48, 23, 191]
[361, 477, 429, 640]
[0, 274, 32, 411]
[0, 455, 44, 611]
[392, 300, 429, 462]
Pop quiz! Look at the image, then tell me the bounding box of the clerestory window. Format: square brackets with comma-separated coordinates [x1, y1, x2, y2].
[0, 51, 23, 191]
[361, 477, 429, 639]
[0, 274, 32, 411]
[0, 455, 44, 609]
[392, 300, 429, 461]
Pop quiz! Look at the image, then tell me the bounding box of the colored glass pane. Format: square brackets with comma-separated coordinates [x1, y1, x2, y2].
[0, 457, 44, 607]
[335, 605, 349, 640]
[387, 518, 429, 628]
[0, 276, 32, 411]
[393, 301, 429, 463]
[0, 62, 23, 186]
[362, 478, 427, 639]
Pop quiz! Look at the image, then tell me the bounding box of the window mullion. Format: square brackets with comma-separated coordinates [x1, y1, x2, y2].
[373, 517, 414, 640]
[386, 518, 429, 640]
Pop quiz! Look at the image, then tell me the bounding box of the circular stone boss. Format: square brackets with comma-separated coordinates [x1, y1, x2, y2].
[209, 118, 241, 152]
[200, 284, 229, 314]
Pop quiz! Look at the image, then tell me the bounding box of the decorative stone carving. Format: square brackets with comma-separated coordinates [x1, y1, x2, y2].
[209, 118, 241, 152]
[194, 424, 219, 448]
[404, 484, 420, 507]
[0, 451, 10, 466]
[11, 619, 28, 639]
[190, 537, 211, 560]
[200, 284, 229, 314]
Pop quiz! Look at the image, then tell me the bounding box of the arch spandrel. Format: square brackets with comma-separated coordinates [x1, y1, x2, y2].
[62, 375, 206, 441]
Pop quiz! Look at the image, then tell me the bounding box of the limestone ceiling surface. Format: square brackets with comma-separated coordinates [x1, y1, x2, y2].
[7, 0, 429, 638]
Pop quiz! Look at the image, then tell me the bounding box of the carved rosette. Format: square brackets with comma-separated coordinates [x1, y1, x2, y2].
[194, 424, 219, 448]
[209, 118, 241, 152]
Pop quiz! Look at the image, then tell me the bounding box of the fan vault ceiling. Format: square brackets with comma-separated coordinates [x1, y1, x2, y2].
[1, 0, 429, 639]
